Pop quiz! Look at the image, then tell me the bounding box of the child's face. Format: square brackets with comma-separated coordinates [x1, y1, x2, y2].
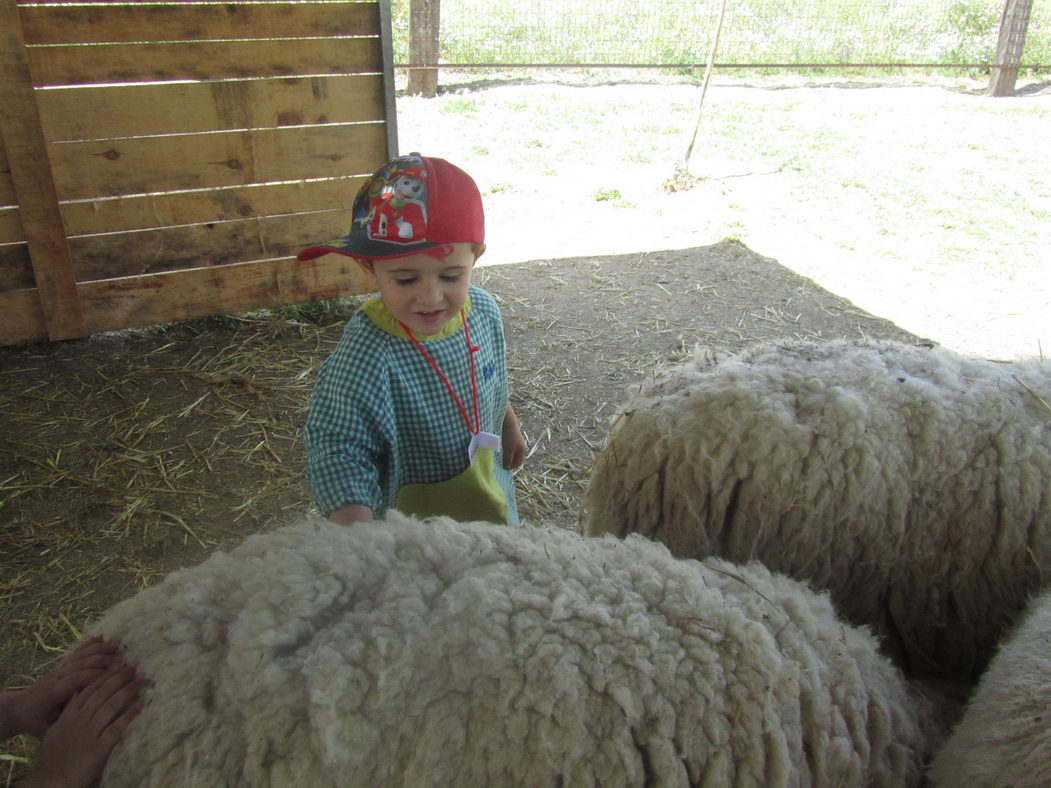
[361, 243, 477, 336]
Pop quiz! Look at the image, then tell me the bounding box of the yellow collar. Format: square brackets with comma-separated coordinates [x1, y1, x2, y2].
[362, 293, 473, 340]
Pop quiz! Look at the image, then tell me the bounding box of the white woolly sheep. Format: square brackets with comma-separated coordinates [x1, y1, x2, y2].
[585, 340, 1051, 681]
[928, 587, 1051, 787]
[93, 513, 937, 787]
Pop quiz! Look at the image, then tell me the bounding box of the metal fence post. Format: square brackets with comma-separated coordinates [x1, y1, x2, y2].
[407, 0, 440, 97]
[987, 0, 1033, 96]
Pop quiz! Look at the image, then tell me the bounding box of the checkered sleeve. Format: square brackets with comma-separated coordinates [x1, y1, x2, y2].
[305, 316, 392, 516]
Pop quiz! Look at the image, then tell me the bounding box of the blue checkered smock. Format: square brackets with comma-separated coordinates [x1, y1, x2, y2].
[305, 284, 519, 524]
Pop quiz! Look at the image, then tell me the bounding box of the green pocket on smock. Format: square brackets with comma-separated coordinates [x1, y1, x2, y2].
[395, 448, 509, 524]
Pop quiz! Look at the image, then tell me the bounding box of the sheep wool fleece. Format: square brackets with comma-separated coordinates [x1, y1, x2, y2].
[93, 513, 934, 787]
[929, 587, 1051, 787]
[586, 340, 1051, 681]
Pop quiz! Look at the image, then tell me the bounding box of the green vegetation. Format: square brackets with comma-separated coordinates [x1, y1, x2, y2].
[438, 97, 480, 114]
[390, 0, 1051, 74]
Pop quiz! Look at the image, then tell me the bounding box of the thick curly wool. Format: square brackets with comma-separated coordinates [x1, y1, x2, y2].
[585, 340, 1051, 681]
[928, 588, 1051, 787]
[94, 514, 933, 787]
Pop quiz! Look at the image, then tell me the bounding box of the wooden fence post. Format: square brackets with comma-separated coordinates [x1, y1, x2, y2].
[0, 0, 84, 341]
[379, 0, 400, 158]
[987, 0, 1033, 97]
[407, 0, 440, 97]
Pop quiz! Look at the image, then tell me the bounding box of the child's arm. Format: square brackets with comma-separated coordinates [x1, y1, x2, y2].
[306, 329, 385, 526]
[327, 503, 374, 526]
[502, 404, 527, 470]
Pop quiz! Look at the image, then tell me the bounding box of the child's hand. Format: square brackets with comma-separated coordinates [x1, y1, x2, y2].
[502, 406, 528, 470]
[9, 636, 125, 739]
[20, 667, 146, 788]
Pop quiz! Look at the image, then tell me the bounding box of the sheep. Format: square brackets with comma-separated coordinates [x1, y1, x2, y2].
[585, 339, 1051, 681]
[928, 587, 1051, 787]
[92, 512, 938, 787]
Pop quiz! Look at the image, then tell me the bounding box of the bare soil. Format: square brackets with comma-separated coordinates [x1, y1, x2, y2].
[1, 75, 1047, 779]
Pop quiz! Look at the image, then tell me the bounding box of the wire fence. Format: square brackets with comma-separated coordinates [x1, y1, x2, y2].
[391, 0, 1051, 71]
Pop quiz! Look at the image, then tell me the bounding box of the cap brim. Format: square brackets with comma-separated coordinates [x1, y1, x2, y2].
[296, 246, 360, 262]
[297, 240, 443, 262]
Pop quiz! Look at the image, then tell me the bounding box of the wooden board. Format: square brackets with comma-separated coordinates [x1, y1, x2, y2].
[0, 243, 32, 290]
[0, 206, 22, 243]
[70, 209, 352, 282]
[0, 140, 14, 205]
[1, 206, 357, 288]
[27, 37, 383, 87]
[64, 178, 364, 238]
[21, 2, 380, 45]
[0, 288, 46, 344]
[0, 0, 83, 339]
[39, 75, 387, 142]
[49, 122, 387, 201]
[1, 177, 365, 245]
[0, 255, 376, 346]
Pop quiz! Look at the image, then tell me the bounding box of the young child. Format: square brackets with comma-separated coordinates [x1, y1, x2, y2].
[298, 153, 527, 526]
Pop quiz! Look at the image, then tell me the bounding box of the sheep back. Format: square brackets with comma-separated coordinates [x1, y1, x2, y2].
[94, 513, 934, 787]
[585, 340, 1051, 680]
[928, 587, 1051, 787]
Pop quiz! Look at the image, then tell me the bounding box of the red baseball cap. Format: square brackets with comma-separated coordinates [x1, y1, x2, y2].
[297, 153, 485, 262]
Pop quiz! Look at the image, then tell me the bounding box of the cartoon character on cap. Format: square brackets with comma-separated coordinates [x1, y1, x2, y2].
[368, 164, 429, 243]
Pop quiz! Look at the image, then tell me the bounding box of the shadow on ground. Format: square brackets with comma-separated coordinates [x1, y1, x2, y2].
[488, 239, 929, 527]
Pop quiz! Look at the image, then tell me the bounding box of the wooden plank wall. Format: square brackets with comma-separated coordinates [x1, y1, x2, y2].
[0, 0, 396, 345]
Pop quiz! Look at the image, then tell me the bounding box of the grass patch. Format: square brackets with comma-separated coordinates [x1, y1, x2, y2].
[391, 0, 1051, 70]
[439, 97, 480, 115]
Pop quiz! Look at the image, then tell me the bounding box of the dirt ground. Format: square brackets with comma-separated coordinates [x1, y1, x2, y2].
[1, 75, 1047, 777]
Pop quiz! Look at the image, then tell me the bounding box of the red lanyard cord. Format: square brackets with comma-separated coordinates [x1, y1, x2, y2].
[462, 314, 482, 434]
[398, 309, 481, 435]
